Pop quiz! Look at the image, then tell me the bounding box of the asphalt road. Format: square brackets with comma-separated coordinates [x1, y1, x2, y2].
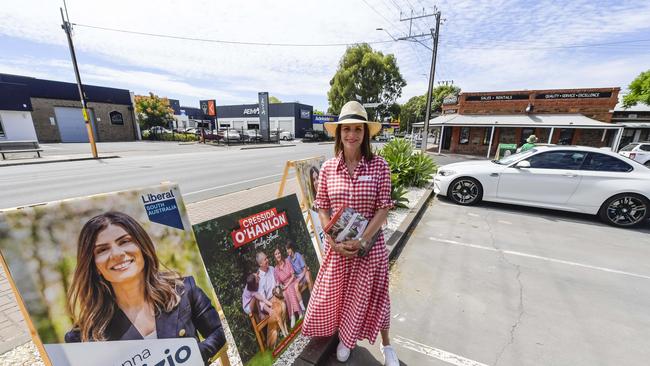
[0, 141, 466, 210]
[353, 196, 650, 366]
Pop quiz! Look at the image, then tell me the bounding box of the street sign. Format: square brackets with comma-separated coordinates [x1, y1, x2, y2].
[362, 102, 381, 108]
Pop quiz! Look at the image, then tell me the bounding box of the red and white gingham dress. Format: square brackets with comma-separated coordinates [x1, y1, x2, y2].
[302, 154, 393, 349]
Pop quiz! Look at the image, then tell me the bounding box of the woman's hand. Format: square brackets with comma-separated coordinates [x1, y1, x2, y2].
[334, 239, 360, 258]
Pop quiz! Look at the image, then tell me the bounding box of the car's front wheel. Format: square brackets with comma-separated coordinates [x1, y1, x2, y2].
[599, 193, 649, 227]
[448, 177, 483, 205]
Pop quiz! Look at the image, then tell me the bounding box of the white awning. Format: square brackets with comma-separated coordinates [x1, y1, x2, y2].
[414, 113, 621, 129]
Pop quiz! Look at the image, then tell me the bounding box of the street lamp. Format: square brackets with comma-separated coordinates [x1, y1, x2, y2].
[376, 28, 399, 41]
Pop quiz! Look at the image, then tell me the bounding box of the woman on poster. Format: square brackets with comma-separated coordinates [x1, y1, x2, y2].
[65, 211, 225, 365]
[273, 247, 304, 328]
[302, 101, 399, 365]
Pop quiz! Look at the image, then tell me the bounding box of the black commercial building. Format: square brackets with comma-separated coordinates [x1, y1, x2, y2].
[216, 102, 313, 138]
[0, 73, 137, 143]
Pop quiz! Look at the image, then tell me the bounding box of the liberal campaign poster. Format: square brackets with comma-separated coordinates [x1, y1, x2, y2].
[0, 184, 228, 366]
[293, 157, 326, 255]
[193, 194, 319, 366]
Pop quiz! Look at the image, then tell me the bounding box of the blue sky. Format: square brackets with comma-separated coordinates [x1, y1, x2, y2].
[1, 0, 649, 112]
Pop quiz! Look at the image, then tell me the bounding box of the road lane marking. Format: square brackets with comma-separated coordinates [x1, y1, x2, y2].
[393, 335, 490, 366]
[185, 173, 285, 196]
[428, 237, 650, 281]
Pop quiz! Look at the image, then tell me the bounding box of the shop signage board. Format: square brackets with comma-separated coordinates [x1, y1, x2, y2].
[192, 194, 319, 365]
[200, 100, 216, 116]
[258, 92, 270, 141]
[109, 111, 124, 125]
[0, 184, 229, 366]
[535, 92, 612, 100]
[312, 115, 337, 124]
[466, 94, 529, 102]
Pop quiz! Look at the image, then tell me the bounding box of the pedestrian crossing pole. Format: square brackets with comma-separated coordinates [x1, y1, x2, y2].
[60, 5, 98, 158]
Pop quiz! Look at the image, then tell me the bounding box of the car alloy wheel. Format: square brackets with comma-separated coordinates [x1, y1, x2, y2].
[449, 178, 482, 205]
[602, 194, 648, 227]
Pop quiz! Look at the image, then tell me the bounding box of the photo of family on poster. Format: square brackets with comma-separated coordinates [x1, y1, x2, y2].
[193, 194, 319, 366]
[0, 184, 225, 366]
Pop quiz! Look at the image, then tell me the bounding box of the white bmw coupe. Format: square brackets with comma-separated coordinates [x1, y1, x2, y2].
[434, 146, 650, 227]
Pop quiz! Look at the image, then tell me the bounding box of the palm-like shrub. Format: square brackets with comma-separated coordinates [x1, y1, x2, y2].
[379, 138, 437, 188]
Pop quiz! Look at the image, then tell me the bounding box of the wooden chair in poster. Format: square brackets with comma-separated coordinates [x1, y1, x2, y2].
[247, 299, 270, 352]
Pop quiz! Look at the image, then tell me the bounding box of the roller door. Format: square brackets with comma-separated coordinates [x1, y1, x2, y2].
[54, 107, 97, 142]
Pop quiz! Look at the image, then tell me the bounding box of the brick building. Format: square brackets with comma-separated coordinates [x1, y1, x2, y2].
[0, 74, 138, 143]
[426, 87, 623, 157]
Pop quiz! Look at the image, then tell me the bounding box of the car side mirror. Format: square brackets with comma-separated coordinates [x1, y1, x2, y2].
[514, 160, 531, 169]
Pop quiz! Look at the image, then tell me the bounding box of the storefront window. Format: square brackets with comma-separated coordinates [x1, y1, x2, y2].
[459, 127, 470, 144]
[520, 128, 535, 145]
[558, 129, 575, 145]
[482, 128, 490, 145]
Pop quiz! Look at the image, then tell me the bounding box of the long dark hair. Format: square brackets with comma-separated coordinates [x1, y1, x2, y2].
[334, 124, 374, 161]
[67, 211, 182, 341]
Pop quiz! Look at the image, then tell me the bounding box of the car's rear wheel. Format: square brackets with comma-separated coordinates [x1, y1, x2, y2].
[598, 193, 649, 227]
[448, 177, 483, 205]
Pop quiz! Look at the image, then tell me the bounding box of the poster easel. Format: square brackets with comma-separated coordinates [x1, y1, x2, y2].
[277, 157, 326, 263]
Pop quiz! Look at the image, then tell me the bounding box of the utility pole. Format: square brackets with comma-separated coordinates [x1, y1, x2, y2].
[395, 8, 441, 152]
[60, 2, 98, 158]
[420, 9, 441, 153]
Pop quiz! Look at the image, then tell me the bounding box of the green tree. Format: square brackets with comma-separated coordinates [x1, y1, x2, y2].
[134, 92, 174, 130]
[269, 96, 282, 103]
[313, 109, 326, 115]
[327, 44, 406, 120]
[623, 70, 650, 107]
[399, 85, 461, 131]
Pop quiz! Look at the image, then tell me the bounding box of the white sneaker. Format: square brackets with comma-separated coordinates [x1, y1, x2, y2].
[380, 344, 399, 366]
[336, 341, 351, 362]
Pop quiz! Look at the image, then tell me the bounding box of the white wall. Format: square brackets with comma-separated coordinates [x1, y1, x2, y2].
[0, 110, 38, 141]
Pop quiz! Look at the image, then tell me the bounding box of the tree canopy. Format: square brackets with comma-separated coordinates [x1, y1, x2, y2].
[327, 44, 406, 120]
[269, 96, 282, 103]
[623, 70, 650, 108]
[399, 84, 461, 131]
[134, 93, 174, 130]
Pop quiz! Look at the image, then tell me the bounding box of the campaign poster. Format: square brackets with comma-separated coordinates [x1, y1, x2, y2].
[192, 194, 319, 366]
[293, 157, 326, 255]
[0, 184, 227, 366]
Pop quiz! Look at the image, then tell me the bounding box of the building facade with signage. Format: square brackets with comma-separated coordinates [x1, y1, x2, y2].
[435, 87, 621, 156]
[611, 100, 650, 148]
[0, 74, 138, 143]
[216, 102, 314, 138]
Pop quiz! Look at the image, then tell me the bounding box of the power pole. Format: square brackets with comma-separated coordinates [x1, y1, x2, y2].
[396, 8, 441, 153]
[420, 9, 441, 153]
[60, 2, 98, 158]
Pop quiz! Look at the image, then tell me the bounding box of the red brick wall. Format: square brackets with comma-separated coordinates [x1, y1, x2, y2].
[442, 88, 620, 123]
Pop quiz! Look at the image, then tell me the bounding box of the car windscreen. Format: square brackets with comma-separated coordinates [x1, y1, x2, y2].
[620, 144, 638, 152]
[495, 149, 537, 165]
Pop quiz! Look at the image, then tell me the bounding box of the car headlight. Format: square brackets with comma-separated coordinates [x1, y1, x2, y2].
[438, 169, 456, 177]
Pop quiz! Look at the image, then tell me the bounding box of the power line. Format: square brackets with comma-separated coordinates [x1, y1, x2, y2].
[441, 38, 650, 50]
[72, 22, 395, 47]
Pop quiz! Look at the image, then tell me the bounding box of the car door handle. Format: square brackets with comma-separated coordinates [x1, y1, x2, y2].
[563, 173, 578, 178]
[490, 173, 499, 177]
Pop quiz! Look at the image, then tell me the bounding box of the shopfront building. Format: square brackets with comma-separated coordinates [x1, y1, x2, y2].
[0, 74, 138, 143]
[216, 102, 313, 138]
[431, 88, 621, 157]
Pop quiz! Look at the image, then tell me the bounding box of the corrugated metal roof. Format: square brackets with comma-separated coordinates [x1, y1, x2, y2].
[415, 114, 620, 129]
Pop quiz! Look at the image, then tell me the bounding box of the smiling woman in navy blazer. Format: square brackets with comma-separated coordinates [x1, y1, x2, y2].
[64, 212, 225, 365]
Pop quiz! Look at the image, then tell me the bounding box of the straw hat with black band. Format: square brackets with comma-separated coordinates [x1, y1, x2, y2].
[324, 101, 383, 137]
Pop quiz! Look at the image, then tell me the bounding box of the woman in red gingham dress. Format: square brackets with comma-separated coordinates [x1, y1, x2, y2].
[302, 101, 399, 365]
